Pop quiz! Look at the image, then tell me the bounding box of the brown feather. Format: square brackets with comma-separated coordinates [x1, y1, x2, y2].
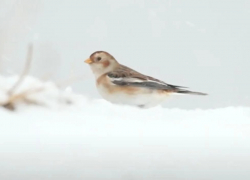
[97, 74, 144, 95]
[102, 60, 110, 68]
[90, 51, 115, 61]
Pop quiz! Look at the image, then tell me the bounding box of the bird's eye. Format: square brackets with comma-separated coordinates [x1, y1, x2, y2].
[97, 57, 102, 61]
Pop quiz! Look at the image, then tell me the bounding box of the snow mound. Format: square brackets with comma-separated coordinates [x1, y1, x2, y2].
[0, 75, 91, 110]
[0, 76, 250, 180]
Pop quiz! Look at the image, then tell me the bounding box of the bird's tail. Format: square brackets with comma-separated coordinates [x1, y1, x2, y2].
[175, 89, 208, 96]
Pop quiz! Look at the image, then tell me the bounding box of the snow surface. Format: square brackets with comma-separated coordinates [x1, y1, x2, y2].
[0, 76, 250, 180]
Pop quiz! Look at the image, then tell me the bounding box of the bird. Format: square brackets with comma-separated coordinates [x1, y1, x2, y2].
[84, 51, 207, 108]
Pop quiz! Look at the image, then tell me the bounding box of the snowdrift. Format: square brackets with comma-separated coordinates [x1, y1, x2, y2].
[0, 76, 250, 180]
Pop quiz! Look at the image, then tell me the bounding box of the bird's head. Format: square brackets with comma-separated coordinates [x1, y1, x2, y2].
[85, 51, 119, 78]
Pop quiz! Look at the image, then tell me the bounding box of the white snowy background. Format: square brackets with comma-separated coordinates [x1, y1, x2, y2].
[0, 0, 250, 180]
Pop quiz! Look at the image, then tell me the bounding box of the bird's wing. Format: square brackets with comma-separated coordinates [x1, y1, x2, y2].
[107, 64, 187, 91]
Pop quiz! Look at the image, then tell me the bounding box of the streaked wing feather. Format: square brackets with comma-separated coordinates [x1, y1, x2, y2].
[107, 65, 188, 91]
[111, 80, 176, 90]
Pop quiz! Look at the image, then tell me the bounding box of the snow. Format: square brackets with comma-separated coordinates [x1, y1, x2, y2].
[0, 76, 250, 180]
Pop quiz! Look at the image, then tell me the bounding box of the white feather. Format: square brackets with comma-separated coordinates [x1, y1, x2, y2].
[109, 77, 144, 83]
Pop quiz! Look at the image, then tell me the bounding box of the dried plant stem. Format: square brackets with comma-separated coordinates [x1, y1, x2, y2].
[0, 43, 36, 110]
[8, 43, 33, 96]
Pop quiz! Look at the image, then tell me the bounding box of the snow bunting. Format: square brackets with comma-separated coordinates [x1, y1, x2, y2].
[85, 51, 207, 108]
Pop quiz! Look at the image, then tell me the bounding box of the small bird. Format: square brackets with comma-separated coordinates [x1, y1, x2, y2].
[85, 51, 207, 108]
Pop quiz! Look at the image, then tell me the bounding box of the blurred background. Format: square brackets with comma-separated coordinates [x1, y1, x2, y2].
[0, 0, 249, 109]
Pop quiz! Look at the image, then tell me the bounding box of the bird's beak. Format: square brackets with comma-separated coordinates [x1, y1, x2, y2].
[84, 58, 93, 64]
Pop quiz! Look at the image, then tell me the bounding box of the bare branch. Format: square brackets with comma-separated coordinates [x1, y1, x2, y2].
[8, 43, 33, 95]
[0, 87, 44, 111]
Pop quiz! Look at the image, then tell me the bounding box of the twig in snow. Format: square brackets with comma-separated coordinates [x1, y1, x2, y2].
[7, 43, 33, 96]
